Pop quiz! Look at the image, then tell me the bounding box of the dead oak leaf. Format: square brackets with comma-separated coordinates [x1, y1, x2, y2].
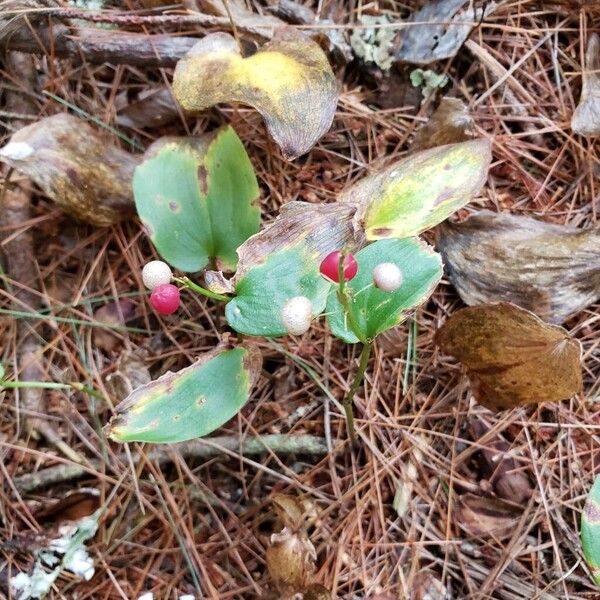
[435, 302, 582, 411]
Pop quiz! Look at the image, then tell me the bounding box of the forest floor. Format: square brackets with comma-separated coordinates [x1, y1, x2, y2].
[1, 1, 600, 599]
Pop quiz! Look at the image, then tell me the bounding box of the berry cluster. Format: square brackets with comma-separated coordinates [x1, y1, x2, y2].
[142, 260, 180, 315]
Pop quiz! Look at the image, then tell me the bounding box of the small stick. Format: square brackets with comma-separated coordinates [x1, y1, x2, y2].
[10, 434, 328, 493]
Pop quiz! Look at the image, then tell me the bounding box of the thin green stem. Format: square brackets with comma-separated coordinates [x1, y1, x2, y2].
[174, 276, 231, 303]
[337, 252, 366, 344]
[342, 341, 372, 442]
[0, 380, 104, 399]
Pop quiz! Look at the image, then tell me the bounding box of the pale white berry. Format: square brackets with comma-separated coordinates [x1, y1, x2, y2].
[281, 296, 313, 335]
[372, 262, 403, 292]
[142, 260, 172, 290]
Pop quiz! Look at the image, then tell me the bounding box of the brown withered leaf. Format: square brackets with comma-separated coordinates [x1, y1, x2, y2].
[438, 211, 600, 323]
[266, 495, 317, 594]
[34, 489, 100, 523]
[0, 113, 139, 226]
[435, 302, 582, 411]
[116, 87, 179, 130]
[93, 299, 137, 353]
[394, 0, 496, 65]
[410, 570, 447, 600]
[455, 493, 522, 539]
[572, 33, 600, 136]
[469, 417, 533, 504]
[173, 27, 339, 159]
[412, 97, 474, 151]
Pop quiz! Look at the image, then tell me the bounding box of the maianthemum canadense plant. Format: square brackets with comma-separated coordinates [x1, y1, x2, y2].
[106, 127, 492, 443]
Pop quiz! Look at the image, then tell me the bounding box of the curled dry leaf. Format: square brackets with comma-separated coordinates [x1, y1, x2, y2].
[266, 495, 317, 594]
[469, 417, 532, 504]
[438, 210, 600, 324]
[436, 302, 582, 411]
[412, 97, 474, 152]
[339, 138, 491, 241]
[395, 0, 496, 65]
[116, 87, 179, 130]
[0, 113, 138, 226]
[455, 493, 522, 540]
[173, 27, 339, 160]
[572, 33, 600, 136]
[93, 299, 137, 353]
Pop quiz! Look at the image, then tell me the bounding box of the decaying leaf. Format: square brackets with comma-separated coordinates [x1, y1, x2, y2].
[0, 113, 138, 226]
[435, 303, 582, 411]
[572, 33, 600, 136]
[172, 27, 339, 160]
[469, 417, 532, 504]
[266, 495, 318, 595]
[438, 211, 600, 324]
[107, 344, 262, 443]
[93, 299, 137, 353]
[412, 97, 474, 151]
[395, 0, 496, 65]
[220, 202, 362, 337]
[134, 126, 260, 272]
[116, 87, 179, 130]
[582, 474, 600, 586]
[410, 570, 447, 600]
[339, 138, 491, 241]
[455, 493, 521, 540]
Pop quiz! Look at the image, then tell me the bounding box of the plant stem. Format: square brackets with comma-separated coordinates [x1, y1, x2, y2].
[337, 252, 366, 344]
[342, 340, 372, 442]
[174, 276, 231, 303]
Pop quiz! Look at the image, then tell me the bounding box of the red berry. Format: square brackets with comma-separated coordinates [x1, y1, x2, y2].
[150, 284, 180, 315]
[319, 251, 358, 283]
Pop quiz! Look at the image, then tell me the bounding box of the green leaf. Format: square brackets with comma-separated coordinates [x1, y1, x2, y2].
[339, 139, 491, 240]
[107, 345, 262, 443]
[326, 238, 442, 343]
[221, 202, 360, 337]
[582, 474, 600, 586]
[226, 246, 331, 337]
[133, 126, 260, 272]
[0, 362, 4, 380]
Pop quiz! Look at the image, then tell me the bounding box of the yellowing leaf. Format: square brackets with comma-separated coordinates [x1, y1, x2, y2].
[435, 303, 582, 411]
[172, 27, 339, 160]
[339, 139, 491, 240]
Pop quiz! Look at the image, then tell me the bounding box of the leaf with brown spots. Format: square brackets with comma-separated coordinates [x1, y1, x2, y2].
[0, 113, 138, 226]
[438, 210, 600, 324]
[107, 344, 262, 443]
[133, 125, 260, 272]
[582, 474, 600, 586]
[435, 303, 582, 411]
[172, 27, 339, 160]
[338, 138, 491, 241]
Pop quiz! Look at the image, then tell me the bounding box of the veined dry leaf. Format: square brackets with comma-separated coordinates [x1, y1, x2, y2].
[339, 139, 491, 240]
[412, 98, 474, 151]
[395, 0, 496, 65]
[0, 113, 138, 226]
[469, 417, 532, 504]
[266, 495, 317, 594]
[172, 27, 339, 159]
[435, 303, 582, 411]
[572, 33, 600, 136]
[455, 493, 521, 539]
[438, 211, 600, 324]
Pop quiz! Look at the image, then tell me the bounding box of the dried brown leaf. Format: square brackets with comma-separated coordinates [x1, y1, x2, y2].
[394, 0, 496, 65]
[0, 113, 139, 226]
[572, 33, 600, 136]
[410, 570, 447, 600]
[455, 493, 522, 539]
[93, 299, 137, 354]
[173, 27, 339, 159]
[469, 417, 533, 504]
[438, 210, 600, 323]
[116, 87, 179, 130]
[435, 302, 582, 411]
[412, 97, 474, 151]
